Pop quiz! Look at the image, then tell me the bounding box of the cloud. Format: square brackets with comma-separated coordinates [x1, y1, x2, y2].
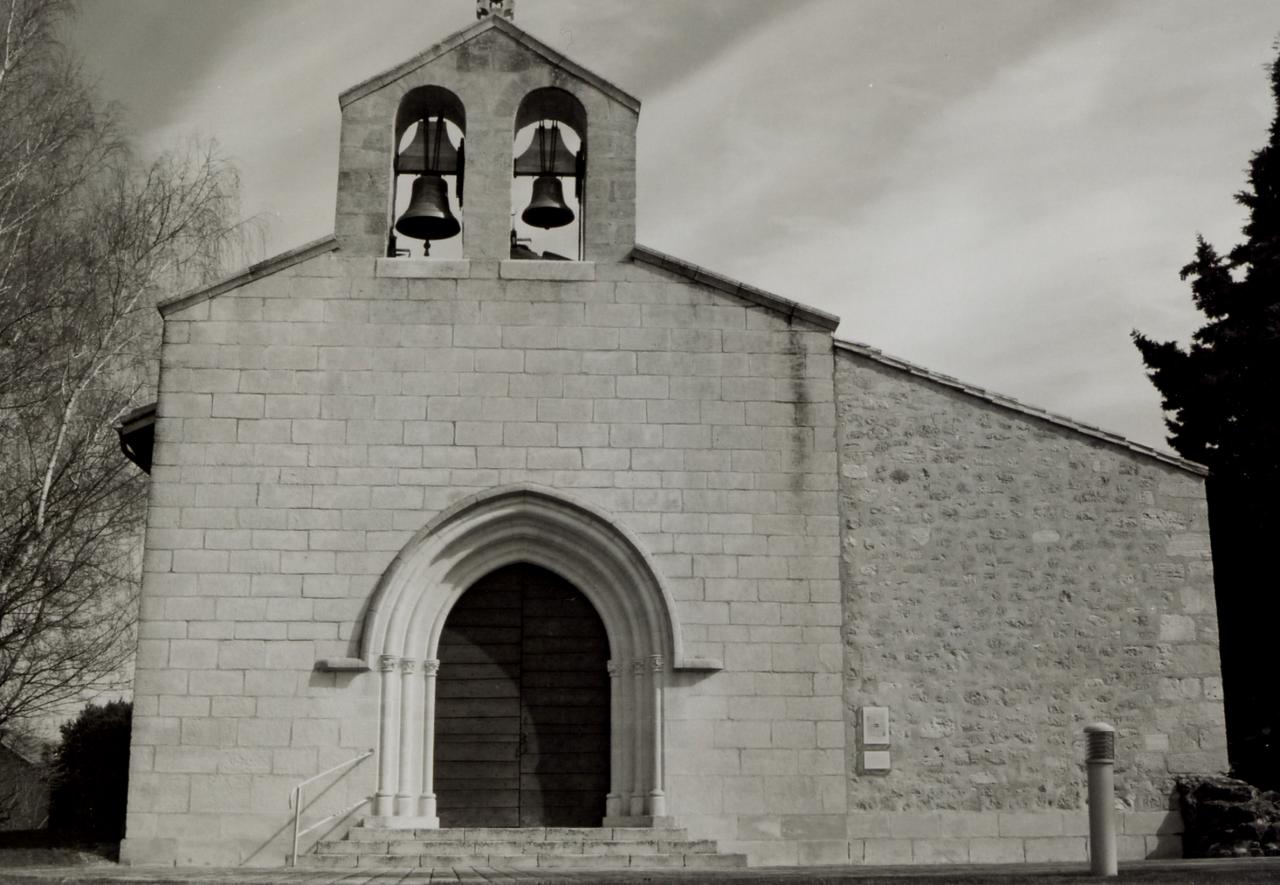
[66, 0, 1280, 451]
[637, 0, 1276, 450]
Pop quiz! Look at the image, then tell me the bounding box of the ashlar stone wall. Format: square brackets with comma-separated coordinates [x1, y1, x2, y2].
[832, 347, 1226, 864]
[121, 250, 842, 866]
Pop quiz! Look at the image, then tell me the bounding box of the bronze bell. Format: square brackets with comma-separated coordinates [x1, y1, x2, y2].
[514, 124, 577, 177]
[395, 175, 460, 241]
[395, 119, 459, 176]
[522, 176, 574, 229]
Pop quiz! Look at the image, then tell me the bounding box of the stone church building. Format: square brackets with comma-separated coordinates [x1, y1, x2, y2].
[117, 7, 1225, 869]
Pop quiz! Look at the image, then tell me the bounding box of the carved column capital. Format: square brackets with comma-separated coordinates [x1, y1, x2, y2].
[399, 658, 421, 676]
[422, 658, 440, 677]
[607, 659, 621, 677]
[378, 654, 399, 673]
[631, 659, 646, 675]
[647, 654, 665, 673]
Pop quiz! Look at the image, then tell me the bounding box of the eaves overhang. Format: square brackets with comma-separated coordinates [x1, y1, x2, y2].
[631, 245, 840, 332]
[116, 401, 157, 474]
[339, 15, 641, 113]
[156, 235, 339, 318]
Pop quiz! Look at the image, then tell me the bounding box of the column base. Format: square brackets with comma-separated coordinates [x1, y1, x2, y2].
[364, 815, 440, 829]
[603, 815, 676, 828]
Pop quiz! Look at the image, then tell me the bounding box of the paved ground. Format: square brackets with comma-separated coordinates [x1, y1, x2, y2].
[3, 859, 1280, 885]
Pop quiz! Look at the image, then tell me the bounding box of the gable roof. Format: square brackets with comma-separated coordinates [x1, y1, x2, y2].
[632, 245, 840, 332]
[0, 731, 47, 767]
[834, 338, 1206, 476]
[339, 15, 641, 113]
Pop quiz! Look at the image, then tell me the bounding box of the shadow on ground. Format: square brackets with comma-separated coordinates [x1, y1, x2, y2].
[0, 830, 117, 867]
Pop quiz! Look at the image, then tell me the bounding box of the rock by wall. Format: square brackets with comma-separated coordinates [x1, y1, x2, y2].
[835, 348, 1226, 819]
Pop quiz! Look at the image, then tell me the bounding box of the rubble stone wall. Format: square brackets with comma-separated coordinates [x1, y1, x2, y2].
[825, 349, 1227, 862]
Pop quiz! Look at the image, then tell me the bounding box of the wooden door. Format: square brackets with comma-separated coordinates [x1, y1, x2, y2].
[435, 563, 609, 827]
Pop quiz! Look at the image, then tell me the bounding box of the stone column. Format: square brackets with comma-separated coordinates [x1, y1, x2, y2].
[647, 654, 666, 817]
[419, 658, 441, 826]
[630, 658, 646, 816]
[617, 658, 635, 814]
[396, 658, 423, 816]
[605, 660, 623, 818]
[374, 654, 400, 817]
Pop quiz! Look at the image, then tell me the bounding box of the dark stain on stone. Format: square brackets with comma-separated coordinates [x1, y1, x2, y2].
[787, 329, 811, 494]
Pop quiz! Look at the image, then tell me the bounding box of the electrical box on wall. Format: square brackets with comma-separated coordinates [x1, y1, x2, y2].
[860, 706, 891, 773]
[862, 750, 891, 772]
[861, 706, 889, 747]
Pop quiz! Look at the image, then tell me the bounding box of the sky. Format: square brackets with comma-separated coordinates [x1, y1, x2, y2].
[65, 0, 1279, 454]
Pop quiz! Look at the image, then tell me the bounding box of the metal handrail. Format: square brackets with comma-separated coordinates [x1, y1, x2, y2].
[289, 748, 374, 867]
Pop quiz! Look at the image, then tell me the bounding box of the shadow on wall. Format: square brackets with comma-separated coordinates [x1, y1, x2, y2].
[243, 752, 373, 866]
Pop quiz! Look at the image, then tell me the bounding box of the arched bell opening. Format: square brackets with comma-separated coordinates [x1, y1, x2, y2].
[390, 86, 466, 259]
[435, 563, 609, 827]
[361, 485, 688, 829]
[511, 87, 586, 261]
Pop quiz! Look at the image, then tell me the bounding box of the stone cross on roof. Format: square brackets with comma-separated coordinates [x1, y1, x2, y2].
[476, 0, 515, 21]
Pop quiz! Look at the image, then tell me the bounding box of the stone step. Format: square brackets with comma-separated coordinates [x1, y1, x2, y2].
[300, 851, 748, 870]
[345, 825, 690, 843]
[314, 838, 717, 856]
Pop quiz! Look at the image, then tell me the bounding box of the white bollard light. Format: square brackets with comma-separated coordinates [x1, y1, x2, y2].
[1085, 722, 1118, 877]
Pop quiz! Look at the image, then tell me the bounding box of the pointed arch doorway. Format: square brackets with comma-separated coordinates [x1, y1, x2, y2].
[359, 485, 713, 829]
[436, 563, 609, 827]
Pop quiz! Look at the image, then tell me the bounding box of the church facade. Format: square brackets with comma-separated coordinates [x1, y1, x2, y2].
[118, 12, 1225, 868]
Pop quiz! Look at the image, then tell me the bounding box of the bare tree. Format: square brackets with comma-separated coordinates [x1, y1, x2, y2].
[0, 0, 243, 730]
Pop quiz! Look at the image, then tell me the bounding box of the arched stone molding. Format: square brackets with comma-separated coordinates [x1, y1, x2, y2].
[362, 484, 697, 827]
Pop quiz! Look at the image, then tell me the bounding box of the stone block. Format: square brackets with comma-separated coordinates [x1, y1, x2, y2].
[169, 640, 219, 670]
[292, 718, 340, 747]
[189, 670, 244, 695]
[129, 772, 191, 813]
[1122, 810, 1183, 835]
[218, 748, 273, 774]
[723, 840, 799, 867]
[719, 777, 766, 815]
[181, 717, 238, 747]
[998, 811, 1064, 837]
[912, 838, 970, 864]
[238, 718, 293, 747]
[760, 776, 822, 814]
[1024, 836, 1086, 862]
[797, 840, 851, 865]
[154, 746, 220, 774]
[135, 670, 188, 696]
[158, 695, 209, 718]
[937, 812, 999, 838]
[714, 720, 770, 748]
[780, 814, 846, 841]
[969, 837, 1026, 863]
[844, 814, 896, 840]
[188, 774, 254, 813]
[668, 747, 740, 776]
[864, 838, 913, 865]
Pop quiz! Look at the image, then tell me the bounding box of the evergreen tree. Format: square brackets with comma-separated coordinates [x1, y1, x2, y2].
[1133, 43, 1280, 787]
[1133, 53, 1280, 476]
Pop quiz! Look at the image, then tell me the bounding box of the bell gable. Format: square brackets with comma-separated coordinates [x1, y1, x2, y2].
[334, 16, 639, 263]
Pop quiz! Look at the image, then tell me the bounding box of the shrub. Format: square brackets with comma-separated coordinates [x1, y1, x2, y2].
[47, 700, 131, 840]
